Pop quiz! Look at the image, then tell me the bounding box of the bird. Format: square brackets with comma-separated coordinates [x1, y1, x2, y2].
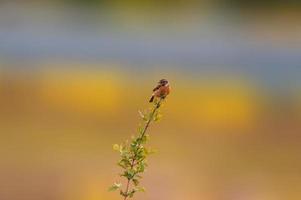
[149, 79, 170, 103]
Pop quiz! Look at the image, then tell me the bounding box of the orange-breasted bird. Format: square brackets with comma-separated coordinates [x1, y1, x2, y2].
[149, 79, 170, 102]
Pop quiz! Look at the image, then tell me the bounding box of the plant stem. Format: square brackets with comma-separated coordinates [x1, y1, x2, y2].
[123, 178, 131, 200]
[140, 98, 163, 139]
[123, 159, 135, 200]
[123, 98, 163, 200]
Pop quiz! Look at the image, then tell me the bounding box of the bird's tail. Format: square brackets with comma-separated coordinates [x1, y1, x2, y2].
[149, 95, 154, 103]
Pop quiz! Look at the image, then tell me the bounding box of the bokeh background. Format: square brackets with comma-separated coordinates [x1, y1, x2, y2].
[1, 0, 301, 200]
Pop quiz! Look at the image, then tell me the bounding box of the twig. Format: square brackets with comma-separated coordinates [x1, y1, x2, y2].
[123, 98, 163, 200]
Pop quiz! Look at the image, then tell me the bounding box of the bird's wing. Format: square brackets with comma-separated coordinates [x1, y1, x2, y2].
[153, 85, 161, 92]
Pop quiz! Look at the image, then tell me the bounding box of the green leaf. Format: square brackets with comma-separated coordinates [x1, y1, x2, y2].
[138, 110, 148, 121]
[128, 190, 135, 198]
[137, 162, 145, 173]
[120, 190, 128, 197]
[121, 169, 136, 179]
[132, 178, 139, 186]
[154, 113, 162, 122]
[138, 125, 144, 134]
[135, 174, 142, 179]
[108, 182, 122, 191]
[136, 186, 146, 192]
[118, 158, 131, 169]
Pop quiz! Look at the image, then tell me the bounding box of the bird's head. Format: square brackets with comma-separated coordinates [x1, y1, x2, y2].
[158, 79, 169, 86]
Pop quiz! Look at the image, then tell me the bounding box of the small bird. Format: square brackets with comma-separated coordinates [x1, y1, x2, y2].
[149, 79, 170, 102]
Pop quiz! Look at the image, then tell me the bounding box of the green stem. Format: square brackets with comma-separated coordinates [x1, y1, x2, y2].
[123, 98, 163, 200]
[139, 98, 163, 140]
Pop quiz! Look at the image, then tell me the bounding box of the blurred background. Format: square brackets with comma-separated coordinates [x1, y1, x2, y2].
[0, 0, 301, 200]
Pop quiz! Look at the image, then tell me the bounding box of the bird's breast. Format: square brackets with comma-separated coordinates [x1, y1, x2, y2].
[157, 85, 170, 96]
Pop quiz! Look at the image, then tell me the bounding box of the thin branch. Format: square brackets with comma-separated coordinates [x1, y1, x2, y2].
[122, 98, 163, 200]
[140, 98, 163, 139]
